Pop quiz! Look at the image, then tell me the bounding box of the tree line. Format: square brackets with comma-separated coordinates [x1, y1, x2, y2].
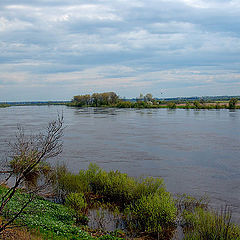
[70, 92, 119, 107]
[69, 92, 239, 109]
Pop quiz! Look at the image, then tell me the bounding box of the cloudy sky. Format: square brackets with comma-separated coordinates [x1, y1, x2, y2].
[0, 0, 240, 101]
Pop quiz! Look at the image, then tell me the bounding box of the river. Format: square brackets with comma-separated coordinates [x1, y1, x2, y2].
[0, 105, 239, 222]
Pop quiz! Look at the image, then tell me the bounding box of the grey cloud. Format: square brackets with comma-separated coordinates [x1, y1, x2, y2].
[0, 0, 240, 100]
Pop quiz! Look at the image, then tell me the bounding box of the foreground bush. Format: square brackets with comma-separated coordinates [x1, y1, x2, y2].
[126, 191, 176, 235]
[183, 207, 240, 240]
[54, 163, 166, 207]
[52, 163, 177, 237]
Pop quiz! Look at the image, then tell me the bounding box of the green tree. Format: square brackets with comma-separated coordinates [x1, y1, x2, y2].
[193, 100, 201, 109]
[167, 102, 176, 109]
[228, 98, 238, 109]
[144, 93, 153, 102]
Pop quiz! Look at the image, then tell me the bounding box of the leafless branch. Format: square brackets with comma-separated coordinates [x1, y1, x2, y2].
[0, 114, 64, 233]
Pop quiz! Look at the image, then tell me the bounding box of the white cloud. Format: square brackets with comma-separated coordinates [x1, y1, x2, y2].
[0, 0, 240, 100]
[0, 17, 33, 31]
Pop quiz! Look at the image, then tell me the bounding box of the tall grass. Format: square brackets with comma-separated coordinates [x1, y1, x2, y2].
[183, 206, 240, 240]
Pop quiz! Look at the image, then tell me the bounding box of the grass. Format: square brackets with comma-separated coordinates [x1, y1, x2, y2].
[177, 194, 240, 240]
[0, 185, 123, 240]
[183, 207, 240, 240]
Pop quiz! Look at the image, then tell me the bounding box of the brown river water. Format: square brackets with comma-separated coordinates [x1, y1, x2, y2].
[0, 105, 239, 223]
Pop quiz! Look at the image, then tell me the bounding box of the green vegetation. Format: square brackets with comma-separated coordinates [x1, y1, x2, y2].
[175, 194, 240, 240]
[126, 192, 176, 237]
[10, 156, 51, 188]
[68, 92, 240, 110]
[0, 104, 10, 108]
[65, 192, 88, 224]
[68, 92, 119, 107]
[52, 163, 177, 238]
[2, 163, 240, 239]
[167, 102, 176, 109]
[0, 116, 65, 235]
[0, 185, 124, 239]
[183, 207, 240, 240]
[0, 185, 92, 239]
[229, 97, 238, 109]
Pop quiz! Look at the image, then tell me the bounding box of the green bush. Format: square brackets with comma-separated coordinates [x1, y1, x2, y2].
[134, 177, 165, 199]
[185, 102, 191, 109]
[66, 192, 87, 213]
[193, 100, 201, 109]
[215, 102, 221, 109]
[116, 101, 133, 108]
[167, 102, 176, 109]
[84, 164, 166, 207]
[183, 207, 240, 240]
[0, 104, 10, 108]
[52, 165, 90, 201]
[51, 164, 177, 236]
[90, 169, 136, 206]
[126, 192, 177, 234]
[53, 163, 167, 206]
[229, 98, 238, 109]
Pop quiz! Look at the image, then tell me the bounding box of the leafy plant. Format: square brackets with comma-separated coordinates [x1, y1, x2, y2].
[193, 100, 201, 109]
[126, 191, 177, 235]
[167, 102, 176, 109]
[229, 98, 238, 109]
[66, 192, 88, 224]
[183, 207, 240, 240]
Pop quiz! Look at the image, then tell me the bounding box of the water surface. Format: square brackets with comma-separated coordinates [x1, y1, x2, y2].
[0, 106, 239, 221]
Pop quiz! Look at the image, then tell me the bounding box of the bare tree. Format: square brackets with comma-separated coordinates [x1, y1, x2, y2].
[0, 115, 64, 233]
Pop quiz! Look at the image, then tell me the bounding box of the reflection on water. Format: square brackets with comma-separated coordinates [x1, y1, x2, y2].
[88, 208, 125, 232]
[0, 106, 240, 222]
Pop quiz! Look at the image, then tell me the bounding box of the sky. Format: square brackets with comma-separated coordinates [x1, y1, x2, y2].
[0, 0, 240, 101]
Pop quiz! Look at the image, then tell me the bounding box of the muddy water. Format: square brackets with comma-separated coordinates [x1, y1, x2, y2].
[0, 106, 239, 222]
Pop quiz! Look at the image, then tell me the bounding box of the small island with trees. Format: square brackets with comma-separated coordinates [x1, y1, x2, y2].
[67, 92, 240, 110]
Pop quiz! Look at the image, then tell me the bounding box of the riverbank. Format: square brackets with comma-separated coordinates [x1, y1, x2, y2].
[67, 101, 240, 110]
[1, 165, 240, 240]
[0, 185, 123, 240]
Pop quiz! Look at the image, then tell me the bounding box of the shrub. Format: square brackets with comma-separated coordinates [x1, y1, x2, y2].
[126, 192, 177, 234]
[185, 102, 191, 109]
[167, 102, 176, 109]
[85, 164, 166, 207]
[52, 165, 90, 202]
[66, 192, 88, 225]
[229, 98, 238, 109]
[193, 100, 201, 109]
[89, 168, 136, 206]
[51, 164, 177, 236]
[116, 101, 133, 108]
[215, 102, 221, 109]
[183, 207, 240, 240]
[134, 177, 165, 199]
[53, 163, 167, 207]
[66, 193, 87, 213]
